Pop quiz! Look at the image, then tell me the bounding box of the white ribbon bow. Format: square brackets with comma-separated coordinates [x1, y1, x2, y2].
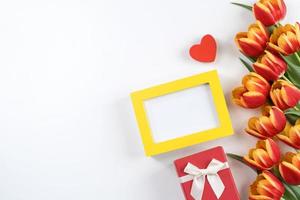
[179, 159, 229, 200]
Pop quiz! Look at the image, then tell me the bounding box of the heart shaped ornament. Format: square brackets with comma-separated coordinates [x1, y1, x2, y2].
[189, 34, 217, 63]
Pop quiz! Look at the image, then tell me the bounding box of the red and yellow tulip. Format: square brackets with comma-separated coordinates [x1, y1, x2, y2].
[245, 106, 286, 139]
[279, 152, 300, 185]
[270, 80, 300, 110]
[268, 23, 300, 55]
[235, 21, 269, 57]
[253, 0, 286, 27]
[277, 119, 300, 149]
[244, 138, 281, 170]
[253, 51, 287, 81]
[232, 73, 270, 108]
[249, 170, 285, 200]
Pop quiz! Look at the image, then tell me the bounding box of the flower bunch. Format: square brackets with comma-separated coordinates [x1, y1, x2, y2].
[230, 1, 300, 199]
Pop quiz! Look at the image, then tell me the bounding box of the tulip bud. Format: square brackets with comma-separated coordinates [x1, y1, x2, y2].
[253, 0, 287, 26]
[270, 80, 300, 110]
[249, 171, 284, 200]
[253, 51, 287, 81]
[232, 73, 270, 108]
[244, 138, 281, 170]
[246, 106, 286, 139]
[268, 23, 300, 55]
[279, 152, 300, 185]
[277, 119, 300, 149]
[235, 21, 269, 57]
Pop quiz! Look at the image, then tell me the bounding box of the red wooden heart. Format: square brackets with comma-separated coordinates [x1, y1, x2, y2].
[189, 34, 217, 63]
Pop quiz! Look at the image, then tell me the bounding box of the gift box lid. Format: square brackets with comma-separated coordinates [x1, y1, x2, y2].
[174, 146, 240, 200]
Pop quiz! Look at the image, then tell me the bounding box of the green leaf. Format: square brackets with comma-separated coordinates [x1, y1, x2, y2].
[286, 114, 299, 125]
[239, 58, 254, 72]
[295, 101, 300, 110]
[281, 54, 300, 88]
[243, 54, 256, 63]
[226, 153, 259, 173]
[285, 101, 300, 124]
[289, 185, 300, 199]
[227, 153, 244, 162]
[283, 183, 299, 200]
[231, 2, 253, 11]
[283, 53, 300, 64]
[282, 188, 295, 200]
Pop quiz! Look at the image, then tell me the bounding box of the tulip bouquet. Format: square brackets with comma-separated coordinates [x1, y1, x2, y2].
[229, 0, 300, 199]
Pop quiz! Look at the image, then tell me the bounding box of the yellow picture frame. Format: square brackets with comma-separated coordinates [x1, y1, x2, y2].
[131, 70, 233, 156]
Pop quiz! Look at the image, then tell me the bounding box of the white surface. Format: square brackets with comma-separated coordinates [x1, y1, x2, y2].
[0, 0, 299, 199]
[144, 84, 218, 142]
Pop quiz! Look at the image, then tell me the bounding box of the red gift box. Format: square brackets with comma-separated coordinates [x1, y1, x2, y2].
[174, 146, 240, 200]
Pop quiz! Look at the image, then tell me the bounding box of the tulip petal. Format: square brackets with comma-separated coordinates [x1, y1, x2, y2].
[282, 85, 300, 107]
[253, 62, 279, 81]
[253, 149, 274, 169]
[270, 86, 288, 110]
[242, 92, 267, 108]
[276, 0, 287, 19]
[257, 179, 278, 197]
[267, 42, 287, 55]
[253, 3, 276, 26]
[244, 155, 267, 170]
[295, 22, 300, 43]
[278, 32, 299, 55]
[265, 138, 281, 163]
[260, 116, 278, 136]
[262, 171, 285, 195]
[269, 107, 286, 131]
[289, 126, 300, 149]
[238, 38, 265, 57]
[292, 153, 300, 169]
[279, 161, 300, 185]
[246, 128, 268, 139]
[277, 133, 300, 149]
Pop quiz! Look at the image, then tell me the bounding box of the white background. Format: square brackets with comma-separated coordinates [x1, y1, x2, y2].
[0, 0, 300, 199]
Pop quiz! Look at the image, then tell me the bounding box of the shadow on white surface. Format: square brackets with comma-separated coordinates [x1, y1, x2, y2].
[114, 97, 145, 157]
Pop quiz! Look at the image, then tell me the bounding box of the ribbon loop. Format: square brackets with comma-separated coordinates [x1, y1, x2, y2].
[179, 159, 229, 200]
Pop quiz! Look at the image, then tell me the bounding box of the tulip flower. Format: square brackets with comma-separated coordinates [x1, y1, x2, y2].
[268, 23, 300, 55]
[253, 51, 287, 81]
[232, 73, 270, 108]
[270, 80, 300, 110]
[279, 152, 300, 185]
[253, 0, 287, 27]
[235, 21, 269, 57]
[245, 106, 286, 139]
[244, 138, 281, 170]
[249, 171, 285, 200]
[277, 119, 300, 149]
